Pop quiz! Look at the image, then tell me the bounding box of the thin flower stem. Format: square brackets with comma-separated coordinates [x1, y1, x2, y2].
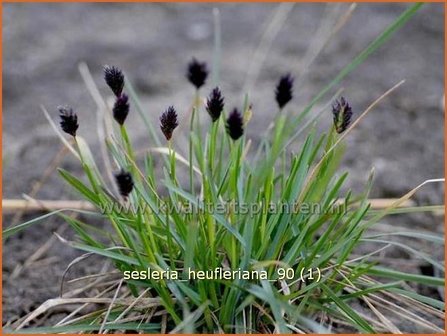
[208, 120, 219, 177]
[194, 90, 202, 142]
[168, 140, 177, 186]
[74, 137, 100, 195]
[189, 107, 196, 194]
[119, 125, 139, 185]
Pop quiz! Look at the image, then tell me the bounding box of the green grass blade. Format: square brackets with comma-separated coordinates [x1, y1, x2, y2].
[5, 322, 160, 334]
[365, 266, 444, 287]
[320, 283, 375, 333]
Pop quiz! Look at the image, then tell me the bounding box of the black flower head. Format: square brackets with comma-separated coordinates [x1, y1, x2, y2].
[160, 106, 179, 141]
[58, 105, 78, 137]
[104, 65, 124, 97]
[113, 94, 130, 125]
[275, 73, 294, 109]
[206, 87, 224, 122]
[187, 58, 208, 89]
[226, 108, 244, 140]
[115, 169, 134, 198]
[332, 97, 353, 134]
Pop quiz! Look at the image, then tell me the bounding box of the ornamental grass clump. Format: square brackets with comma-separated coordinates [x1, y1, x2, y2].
[5, 3, 444, 334]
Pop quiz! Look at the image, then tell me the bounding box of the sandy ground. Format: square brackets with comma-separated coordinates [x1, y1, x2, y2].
[2, 3, 444, 327]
